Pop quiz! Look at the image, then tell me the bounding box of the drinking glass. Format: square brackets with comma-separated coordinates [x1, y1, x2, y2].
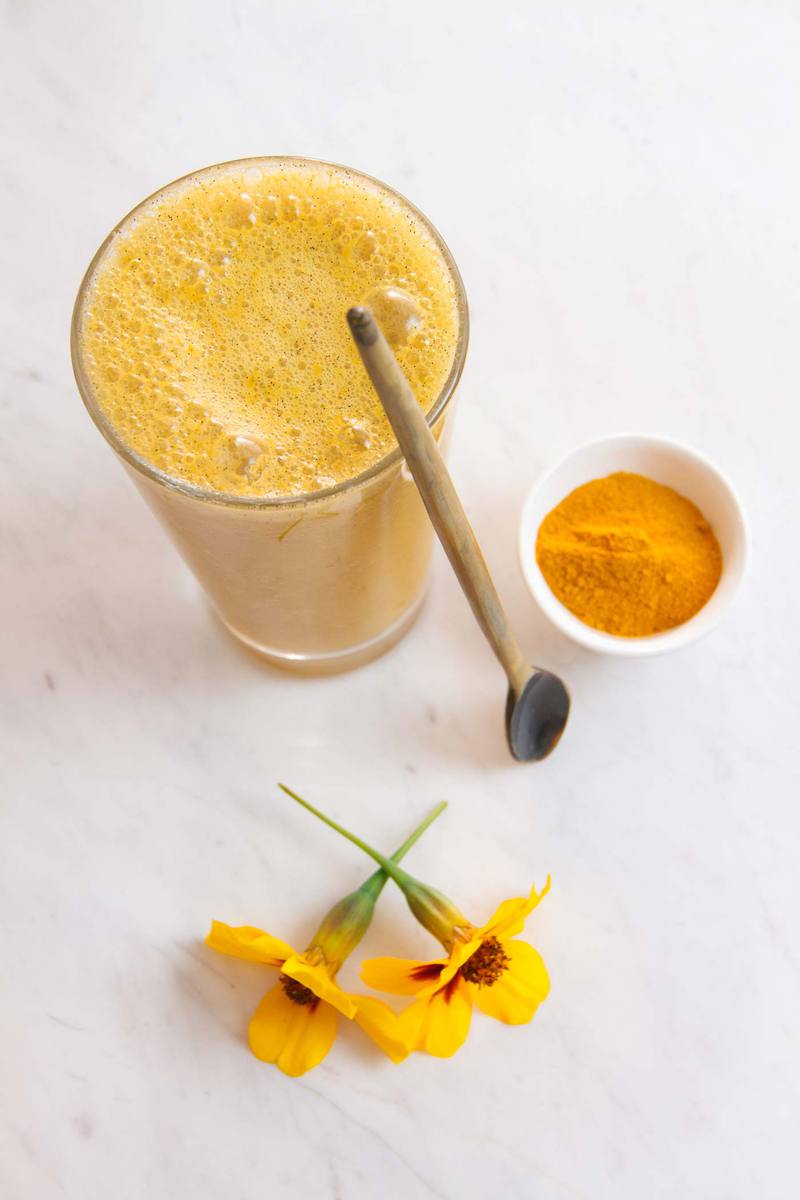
[71, 158, 468, 672]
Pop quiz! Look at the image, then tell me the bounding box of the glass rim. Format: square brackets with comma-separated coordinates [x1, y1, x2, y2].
[70, 155, 469, 509]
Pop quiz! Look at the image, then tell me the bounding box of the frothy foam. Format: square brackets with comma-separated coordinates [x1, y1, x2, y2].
[78, 161, 460, 496]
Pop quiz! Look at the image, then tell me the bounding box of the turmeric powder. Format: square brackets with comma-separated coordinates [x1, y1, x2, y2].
[536, 472, 722, 637]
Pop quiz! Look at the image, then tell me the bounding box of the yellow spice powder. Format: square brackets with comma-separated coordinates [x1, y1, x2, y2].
[536, 471, 722, 637]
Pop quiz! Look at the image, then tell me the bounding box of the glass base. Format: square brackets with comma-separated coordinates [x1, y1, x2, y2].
[219, 590, 427, 675]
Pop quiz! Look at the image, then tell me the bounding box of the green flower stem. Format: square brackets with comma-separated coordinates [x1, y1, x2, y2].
[306, 798, 445, 966]
[359, 798, 447, 901]
[279, 783, 419, 888]
[280, 783, 468, 950]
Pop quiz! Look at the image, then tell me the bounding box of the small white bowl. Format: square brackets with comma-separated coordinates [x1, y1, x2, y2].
[518, 433, 749, 655]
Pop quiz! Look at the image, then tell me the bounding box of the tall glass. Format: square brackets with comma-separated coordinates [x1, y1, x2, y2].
[71, 158, 468, 672]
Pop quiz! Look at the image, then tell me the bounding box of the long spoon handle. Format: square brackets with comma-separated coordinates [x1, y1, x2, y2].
[347, 306, 531, 697]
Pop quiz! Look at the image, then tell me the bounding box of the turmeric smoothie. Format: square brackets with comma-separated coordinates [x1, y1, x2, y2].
[73, 159, 467, 667]
[78, 160, 459, 497]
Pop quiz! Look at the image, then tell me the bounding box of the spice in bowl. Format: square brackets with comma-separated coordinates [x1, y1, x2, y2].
[535, 472, 722, 637]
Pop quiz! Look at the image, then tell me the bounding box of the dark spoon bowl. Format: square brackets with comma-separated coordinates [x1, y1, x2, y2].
[505, 671, 571, 761]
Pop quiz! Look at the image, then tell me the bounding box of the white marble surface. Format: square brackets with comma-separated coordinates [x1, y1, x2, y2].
[2, 2, 799, 1197]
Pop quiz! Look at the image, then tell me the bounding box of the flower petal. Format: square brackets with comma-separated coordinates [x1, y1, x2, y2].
[248, 984, 338, 1077]
[477, 879, 551, 942]
[439, 932, 483, 981]
[470, 939, 550, 1025]
[206, 920, 294, 966]
[398, 977, 473, 1058]
[361, 955, 448, 997]
[281, 954, 357, 1019]
[353, 996, 409, 1063]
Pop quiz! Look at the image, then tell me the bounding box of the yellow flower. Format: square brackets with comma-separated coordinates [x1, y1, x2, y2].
[206, 798, 446, 1077]
[277, 784, 552, 1062]
[361, 880, 551, 1059]
[206, 921, 405, 1077]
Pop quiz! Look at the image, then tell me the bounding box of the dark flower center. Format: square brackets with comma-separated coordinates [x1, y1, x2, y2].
[280, 973, 317, 1007]
[459, 936, 510, 988]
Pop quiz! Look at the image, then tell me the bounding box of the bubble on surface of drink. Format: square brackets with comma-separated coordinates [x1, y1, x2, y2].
[78, 160, 460, 497]
[232, 435, 265, 468]
[362, 286, 422, 347]
[343, 417, 373, 449]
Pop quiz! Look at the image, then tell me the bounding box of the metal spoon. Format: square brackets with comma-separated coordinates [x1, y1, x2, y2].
[347, 306, 570, 762]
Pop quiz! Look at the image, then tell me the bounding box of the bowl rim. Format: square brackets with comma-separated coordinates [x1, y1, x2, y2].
[517, 431, 750, 656]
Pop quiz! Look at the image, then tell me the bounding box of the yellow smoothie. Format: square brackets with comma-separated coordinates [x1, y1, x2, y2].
[79, 160, 459, 497]
[73, 158, 466, 669]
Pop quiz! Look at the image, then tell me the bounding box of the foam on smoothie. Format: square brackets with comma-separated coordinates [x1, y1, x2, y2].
[79, 160, 460, 496]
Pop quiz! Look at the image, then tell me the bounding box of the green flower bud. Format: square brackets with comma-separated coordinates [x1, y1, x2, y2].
[309, 884, 380, 969]
[402, 880, 469, 950]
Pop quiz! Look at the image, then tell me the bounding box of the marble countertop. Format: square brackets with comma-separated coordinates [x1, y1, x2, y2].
[2, 3, 799, 1197]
